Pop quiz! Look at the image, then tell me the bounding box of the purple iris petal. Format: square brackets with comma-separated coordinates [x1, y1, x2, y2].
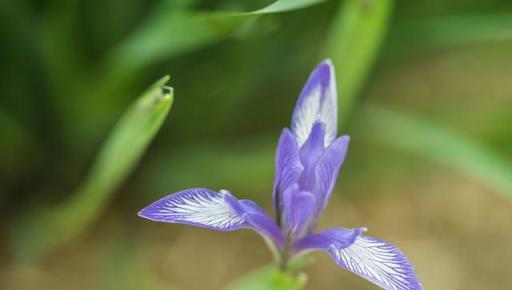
[282, 185, 316, 238]
[296, 228, 423, 290]
[298, 122, 326, 192]
[332, 235, 423, 290]
[139, 188, 284, 248]
[238, 199, 285, 248]
[272, 128, 303, 217]
[299, 122, 326, 166]
[313, 135, 350, 216]
[138, 188, 246, 231]
[291, 60, 337, 148]
[293, 227, 366, 253]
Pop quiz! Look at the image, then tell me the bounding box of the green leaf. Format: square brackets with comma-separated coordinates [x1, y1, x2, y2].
[10, 76, 174, 261]
[223, 265, 307, 290]
[109, 0, 329, 72]
[73, 0, 329, 150]
[325, 0, 394, 123]
[359, 104, 512, 198]
[254, 0, 327, 14]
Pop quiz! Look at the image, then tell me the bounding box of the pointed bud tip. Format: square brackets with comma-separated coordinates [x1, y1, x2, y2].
[320, 58, 334, 67]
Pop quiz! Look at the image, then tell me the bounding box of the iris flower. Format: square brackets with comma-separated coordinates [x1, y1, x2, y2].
[139, 60, 423, 290]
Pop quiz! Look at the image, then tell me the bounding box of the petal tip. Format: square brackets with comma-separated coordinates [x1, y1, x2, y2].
[137, 209, 145, 218]
[321, 58, 333, 65]
[137, 206, 156, 221]
[313, 60, 335, 84]
[319, 59, 334, 70]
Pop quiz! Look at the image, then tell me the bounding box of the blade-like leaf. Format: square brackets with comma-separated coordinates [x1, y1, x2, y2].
[75, 0, 330, 150]
[359, 104, 512, 198]
[11, 76, 174, 261]
[223, 265, 307, 290]
[255, 0, 327, 14]
[109, 0, 329, 72]
[325, 0, 394, 123]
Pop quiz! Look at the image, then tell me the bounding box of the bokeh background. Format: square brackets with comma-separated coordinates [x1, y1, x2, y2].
[1, 0, 512, 289]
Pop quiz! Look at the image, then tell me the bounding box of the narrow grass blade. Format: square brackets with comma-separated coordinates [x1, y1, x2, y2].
[254, 0, 327, 14]
[325, 0, 394, 123]
[10, 76, 174, 261]
[79, 0, 329, 149]
[359, 104, 512, 198]
[110, 0, 329, 71]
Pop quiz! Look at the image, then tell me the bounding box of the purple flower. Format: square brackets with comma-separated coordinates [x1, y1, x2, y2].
[139, 60, 423, 290]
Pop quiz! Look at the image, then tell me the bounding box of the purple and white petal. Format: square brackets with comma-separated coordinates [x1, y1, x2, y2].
[291, 59, 337, 148]
[329, 235, 423, 290]
[273, 129, 303, 214]
[294, 228, 422, 290]
[139, 188, 285, 249]
[138, 188, 247, 231]
[314, 135, 350, 214]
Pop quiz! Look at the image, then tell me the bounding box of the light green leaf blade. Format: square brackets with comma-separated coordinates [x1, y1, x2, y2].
[254, 0, 327, 14]
[80, 0, 329, 148]
[11, 76, 174, 261]
[110, 0, 329, 71]
[223, 265, 307, 290]
[325, 0, 394, 123]
[359, 104, 512, 198]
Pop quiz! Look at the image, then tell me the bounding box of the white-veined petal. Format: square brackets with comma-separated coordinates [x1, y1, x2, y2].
[138, 188, 246, 231]
[329, 235, 423, 290]
[291, 60, 337, 147]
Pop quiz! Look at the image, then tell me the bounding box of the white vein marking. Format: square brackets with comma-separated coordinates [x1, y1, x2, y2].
[330, 236, 418, 290]
[151, 190, 245, 229]
[293, 85, 336, 147]
[294, 86, 321, 147]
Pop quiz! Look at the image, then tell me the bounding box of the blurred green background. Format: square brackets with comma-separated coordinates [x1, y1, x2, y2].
[1, 0, 512, 289]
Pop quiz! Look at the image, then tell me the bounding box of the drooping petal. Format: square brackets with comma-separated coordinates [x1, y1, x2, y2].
[331, 236, 423, 290]
[139, 189, 285, 250]
[282, 185, 316, 238]
[314, 135, 350, 214]
[272, 129, 303, 217]
[291, 59, 337, 148]
[295, 228, 423, 290]
[138, 188, 246, 231]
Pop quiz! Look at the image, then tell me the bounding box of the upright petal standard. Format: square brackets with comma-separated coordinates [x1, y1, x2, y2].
[139, 60, 423, 290]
